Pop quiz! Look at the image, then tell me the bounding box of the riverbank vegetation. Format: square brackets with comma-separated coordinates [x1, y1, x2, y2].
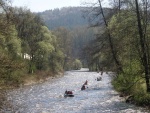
[83, 0, 150, 107]
[0, 1, 64, 88]
[1, 0, 150, 108]
[0, 0, 86, 89]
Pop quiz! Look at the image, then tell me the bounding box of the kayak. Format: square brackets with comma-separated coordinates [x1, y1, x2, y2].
[64, 90, 74, 97]
[64, 94, 74, 97]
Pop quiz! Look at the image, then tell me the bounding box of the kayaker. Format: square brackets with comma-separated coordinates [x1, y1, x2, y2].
[65, 90, 73, 94]
[84, 80, 88, 85]
[81, 85, 86, 90]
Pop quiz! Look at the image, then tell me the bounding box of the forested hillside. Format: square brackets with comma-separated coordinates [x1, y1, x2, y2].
[38, 7, 99, 69]
[0, 0, 150, 108]
[38, 7, 88, 29]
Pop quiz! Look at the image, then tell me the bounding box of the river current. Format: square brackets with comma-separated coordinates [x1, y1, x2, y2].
[0, 68, 149, 113]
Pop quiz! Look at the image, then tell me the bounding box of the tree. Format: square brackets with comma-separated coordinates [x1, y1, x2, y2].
[134, 0, 150, 92]
[53, 27, 73, 70]
[82, 0, 123, 72]
[0, 0, 26, 86]
[108, 0, 150, 93]
[72, 59, 82, 70]
[35, 26, 55, 70]
[97, 0, 123, 73]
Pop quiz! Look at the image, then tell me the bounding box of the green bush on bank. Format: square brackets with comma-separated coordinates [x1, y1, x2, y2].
[112, 73, 150, 107]
[134, 91, 150, 106]
[112, 73, 137, 95]
[72, 59, 82, 70]
[64, 59, 82, 71]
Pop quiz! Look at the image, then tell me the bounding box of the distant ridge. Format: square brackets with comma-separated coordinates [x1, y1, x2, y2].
[38, 7, 88, 29]
[38, 7, 112, 30]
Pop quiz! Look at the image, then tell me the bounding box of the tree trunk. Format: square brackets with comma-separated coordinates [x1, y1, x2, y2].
[135, 0, 150, 92]
[98, 0, 123, 73]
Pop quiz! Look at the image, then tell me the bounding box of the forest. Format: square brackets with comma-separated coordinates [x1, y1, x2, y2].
[38, 7, 89, 29]
[82, 0, 150, 106]
[0, 1, 87, 89]
[0, 0, 150, 107]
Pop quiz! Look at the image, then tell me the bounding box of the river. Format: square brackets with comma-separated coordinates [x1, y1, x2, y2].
[0, 68, 149, 113]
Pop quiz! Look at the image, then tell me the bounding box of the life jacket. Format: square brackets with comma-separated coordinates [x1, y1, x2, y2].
[65, 91, 73, 94]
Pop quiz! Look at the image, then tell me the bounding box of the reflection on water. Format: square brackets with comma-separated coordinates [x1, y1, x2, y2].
[0, 68, 149, 113]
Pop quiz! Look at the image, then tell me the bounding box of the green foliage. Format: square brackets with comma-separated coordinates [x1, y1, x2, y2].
[107, 4, 150, 106]
[72, 59, 82, 70]
[112, 74, 126, 92]
[0, 49, 26, 87]
[71, 27, 95, 60]
[6, 25, 22, 57]
[0, 3, 66, 88]
[113, 72, 150, 106]
[123, 59, 142, 76]
[53, 27, 72, 53]
[53, 27, 73, 70]
[37, 41, 53, 53]
[0, 0, 72, 89]
[49, 50, 64, 73]
[134, 92, 150, 106]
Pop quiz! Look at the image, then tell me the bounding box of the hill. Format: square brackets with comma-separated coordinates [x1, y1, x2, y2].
[38, 7, 88, 29]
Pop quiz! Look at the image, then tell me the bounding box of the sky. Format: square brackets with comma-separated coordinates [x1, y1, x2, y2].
[12, 0, 109, 12]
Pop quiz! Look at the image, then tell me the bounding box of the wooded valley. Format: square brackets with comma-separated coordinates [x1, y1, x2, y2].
[0, 0, 150, 107]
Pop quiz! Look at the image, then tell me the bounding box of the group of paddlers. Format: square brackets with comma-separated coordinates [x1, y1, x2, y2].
[65, 71, 104, 97]
[64, 80, 88, 97]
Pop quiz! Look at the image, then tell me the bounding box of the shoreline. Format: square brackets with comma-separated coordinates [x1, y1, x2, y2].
[0, 72, 64, 90]
[21, 72, 64, 88]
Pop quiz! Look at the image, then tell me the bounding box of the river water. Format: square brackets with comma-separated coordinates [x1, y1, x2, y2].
[0, 68, 149, 113]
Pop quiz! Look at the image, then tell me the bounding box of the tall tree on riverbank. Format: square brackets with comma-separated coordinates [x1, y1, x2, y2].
[134, 0, 150, 92]
[82, 0, 123, 72]
[12, 8, 65, 73]
[0, 0, 67, 87]
[97, 0, 123, 73]
[83, 0, 150, 93]
[0, 0, 25, 86]
[107, 0, 150, 93]
[53, 27, 73, 70]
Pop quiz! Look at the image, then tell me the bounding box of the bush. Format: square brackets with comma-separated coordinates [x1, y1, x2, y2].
[112, 73, 132, 94]
[112, 72, 150, 107]
[134, 91, 150, 106]
[112, 73, 144, 95]
[72, 59, 82, 70]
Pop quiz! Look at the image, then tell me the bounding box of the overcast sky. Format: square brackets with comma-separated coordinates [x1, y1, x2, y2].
[12, 0, 109, 12]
